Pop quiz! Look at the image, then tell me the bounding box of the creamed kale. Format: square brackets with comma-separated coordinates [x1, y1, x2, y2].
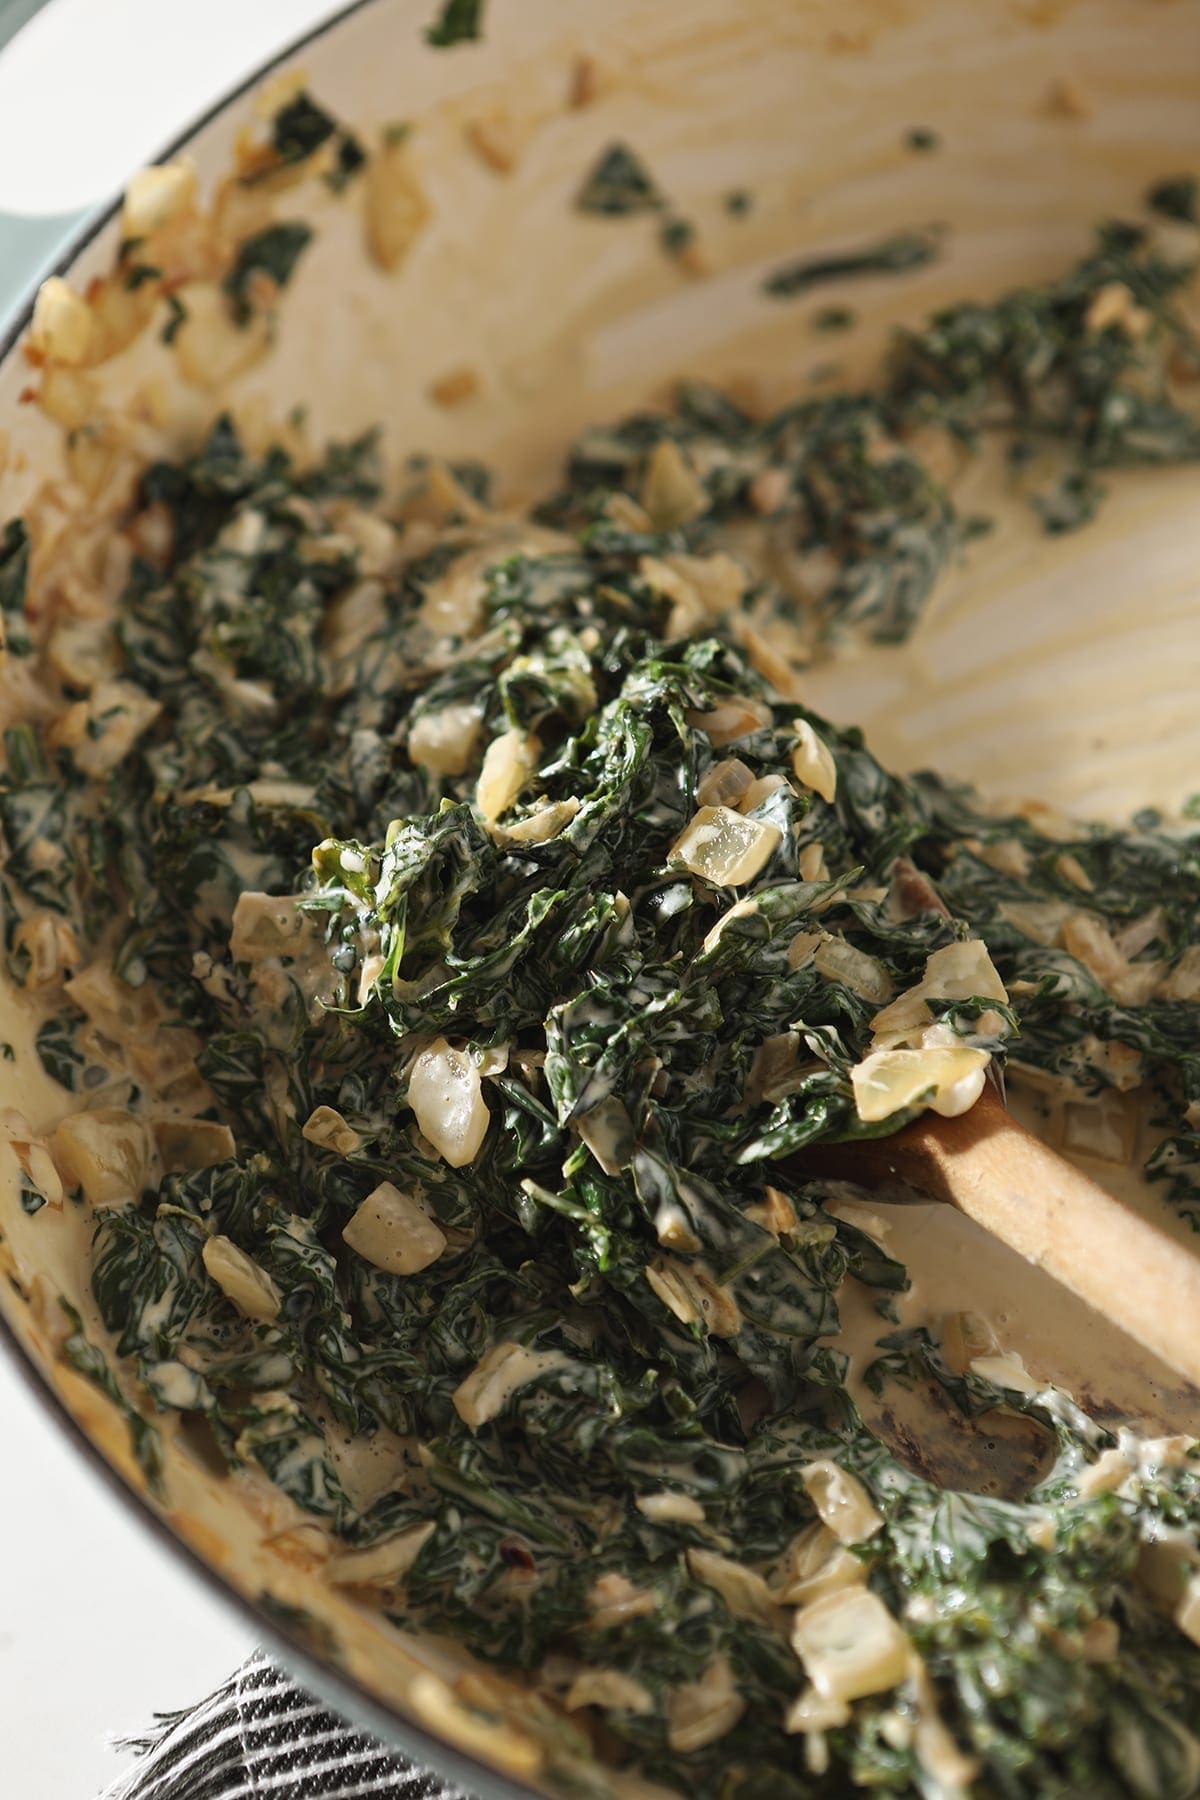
[3, 231, 1200, 1800]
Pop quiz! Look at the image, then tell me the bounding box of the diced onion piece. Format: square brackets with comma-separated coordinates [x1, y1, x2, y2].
[697, 758, 755, 809]
[791, 720, 837, 804]
[123, 161, 196, 236]
[230, 893, 313, 962]
[850, 1047, 990, 1123]
[452, 1341, 565, 1430]
[670, 805, 781, 888]
[365, 140, 431, 271]
[201, 1234, 281, 1322]
[51, 1110, 156, 1209]
[791, 1587, 911, 1703]
[476, 728, 540, 824]
[666, 1656, 745, 1753]
[563, 1669, 653, 1715]
[30, 277, 95, 365]
[784, 1685, 852, 1734]
[645, 1257, 741, 1337]
[409, 704, 483, 775]
[407, 1037, 490, 1166]
[636, 1491, 706, 1524]
[301, 1105, 361, 1155]
[343, 1181, 446, 1276]
[814, 936, 894, 1004]
[687, 1549, 781, 1626]
[801, 1461, 883, 1544]
[773, 1522, 868, 1604]
[153, 1119, 236, 1174]
[326, 1521, 435, 1589]
[640, 439, 709, 529]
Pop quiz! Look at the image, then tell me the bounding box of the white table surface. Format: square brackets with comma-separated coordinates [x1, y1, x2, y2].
[0, 3, 344, 1793]
[2, 1353, 253, 1797]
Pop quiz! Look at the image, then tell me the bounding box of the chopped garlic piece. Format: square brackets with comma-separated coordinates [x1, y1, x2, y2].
[476, 728, 540, 823]
[565, 1669, 653, 1714]
[969, 1350, 1041, 1395]
[801, 1461, 883, 1544]
[1175, 1575, 1200, 1649]
[495, 797, 580, 846]
[407, 1038, 489, 1167]
[202, 1234, 281, 1322]
[773, 1522, 866, 1605]
[636, 1491, 706, 1524]
[791, 720, 837, 804]
[1075, 1448, 1134, 1500]
[940, 1310, 1000, 1376]
[123, 160, 196, 236]
[791, 1587, 911, 1703]
[686, 697, 773, 746]
[154, 1119, 236, 1174]
[343, 1181, 446, 1275]
[669, 805, 781, 887]
[784, 1685, 852, 1734]
[452, 1341, 566, 1430]
[409, 704, 483, 775]
[51, 1110, 157, 1209]
[645, 1257, 740, 1336]
[687, 1549, 781, 1626]
[365, 140, 431, 271]
[301, 1105, 361, 1155]
[640, 439, 708, 529]
[589, 1571, 657, 1628]
[814, 936, 894, 1004]
[31, 277, 95, 365]
[850, 1046, 990, 1123]
[697, 758, 755, 809]
[666, 1655, 745, 1752]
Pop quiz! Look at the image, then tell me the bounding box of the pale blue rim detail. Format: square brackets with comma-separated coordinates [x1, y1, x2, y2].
[0, 2, 94, 327]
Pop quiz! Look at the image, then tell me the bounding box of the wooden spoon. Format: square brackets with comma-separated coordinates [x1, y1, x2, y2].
[803, 1081, 1200, 1391]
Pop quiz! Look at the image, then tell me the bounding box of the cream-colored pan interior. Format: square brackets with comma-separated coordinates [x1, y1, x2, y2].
[1, 2, 1199, 1795]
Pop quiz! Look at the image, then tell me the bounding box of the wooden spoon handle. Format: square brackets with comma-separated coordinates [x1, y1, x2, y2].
[805, 1085, 1200, 1391]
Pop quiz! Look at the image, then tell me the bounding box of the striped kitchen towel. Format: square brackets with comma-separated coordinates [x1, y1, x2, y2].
[100, 1651, 469, 1800]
